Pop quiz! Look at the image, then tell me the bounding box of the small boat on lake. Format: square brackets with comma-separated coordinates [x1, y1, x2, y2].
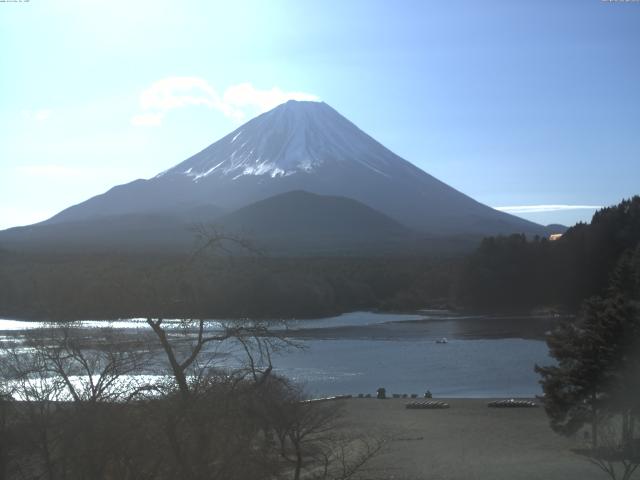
[435, 337, 448, 344]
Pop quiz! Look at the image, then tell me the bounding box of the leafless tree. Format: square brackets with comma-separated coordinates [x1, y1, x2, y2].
[0, 324, 149, 480]
[0, 361, 15, 480]
[1, 334, 71, 480]
[22, 324, 143, 404]
[0, 227, 389, 480]
[254, 379, 388, 480]
[576, 416, 640, 480]
[145, 317, 295, 399]
[317, 433, 388, 480]
[189, 224, 263, 261]
[575, 417, 640, 480]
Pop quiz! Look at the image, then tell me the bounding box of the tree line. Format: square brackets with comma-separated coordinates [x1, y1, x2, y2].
[1, 196, 639, 321]
[0, 252, 456, 321]
[535, 242, 640, 480]
[455, 196, 640, 312]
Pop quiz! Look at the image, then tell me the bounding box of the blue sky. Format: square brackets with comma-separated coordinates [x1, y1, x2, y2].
[1, 0, 639, 229]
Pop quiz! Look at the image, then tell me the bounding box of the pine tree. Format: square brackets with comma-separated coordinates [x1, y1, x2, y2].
[536, 247, 640, 479]
[535, 297, 619, 447]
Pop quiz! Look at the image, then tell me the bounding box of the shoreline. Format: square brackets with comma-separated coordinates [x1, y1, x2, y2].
[0, 310, 562, 341]
[339, 397, 601, 480]
[1, 313, 554, 400]
[0, 307, 572, 324]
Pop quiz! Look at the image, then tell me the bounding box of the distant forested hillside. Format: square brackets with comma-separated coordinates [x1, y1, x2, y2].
[2, 197, 638, 320]
[455, 196, 640, 311]
[0, 252, 456, 320]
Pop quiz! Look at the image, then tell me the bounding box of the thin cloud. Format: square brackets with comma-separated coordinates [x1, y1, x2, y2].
[494, 204, 602, 214]
[138, 76, 223, 111]
[130, 77, 319, 126]
[222, 82, 319, 116]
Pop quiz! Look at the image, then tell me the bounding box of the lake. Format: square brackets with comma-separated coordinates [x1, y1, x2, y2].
[0, 310, 557, 398]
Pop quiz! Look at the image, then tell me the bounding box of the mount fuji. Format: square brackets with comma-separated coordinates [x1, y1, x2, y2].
[1, 100, 548, 253]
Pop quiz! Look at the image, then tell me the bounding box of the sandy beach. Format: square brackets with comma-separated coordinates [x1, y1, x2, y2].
[340, 398, 604, 480]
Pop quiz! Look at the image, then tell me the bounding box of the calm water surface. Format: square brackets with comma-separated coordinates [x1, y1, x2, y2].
[0, 311, 556, 397]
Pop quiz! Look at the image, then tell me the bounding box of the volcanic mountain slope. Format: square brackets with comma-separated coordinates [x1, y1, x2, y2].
[0, 206, 225, 253]
[40, 100, 545, 237]
[215, 190, 419, 254]
[0, 192, 421, 254]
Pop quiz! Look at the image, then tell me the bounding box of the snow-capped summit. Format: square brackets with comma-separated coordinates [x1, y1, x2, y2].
[158, 100, 402, 181]
[38, 100, 546, 238]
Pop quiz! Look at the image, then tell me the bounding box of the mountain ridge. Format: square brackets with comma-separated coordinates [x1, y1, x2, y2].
[1, 100, 552, 255]
[215, 190, 420, 254]
[0, 191, 432, 255]
[41, 100, 546, 238]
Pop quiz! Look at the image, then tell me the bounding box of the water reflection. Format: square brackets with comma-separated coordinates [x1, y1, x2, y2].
[0, 311, 557, 397]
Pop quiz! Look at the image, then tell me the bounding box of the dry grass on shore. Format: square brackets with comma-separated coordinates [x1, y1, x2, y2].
[339, 398, 606, 480]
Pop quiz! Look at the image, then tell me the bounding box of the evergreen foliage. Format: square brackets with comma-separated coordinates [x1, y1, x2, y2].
[0, 253, 456, 320]
[457, 196, 640, 311]
[536, 243, 640, 477]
